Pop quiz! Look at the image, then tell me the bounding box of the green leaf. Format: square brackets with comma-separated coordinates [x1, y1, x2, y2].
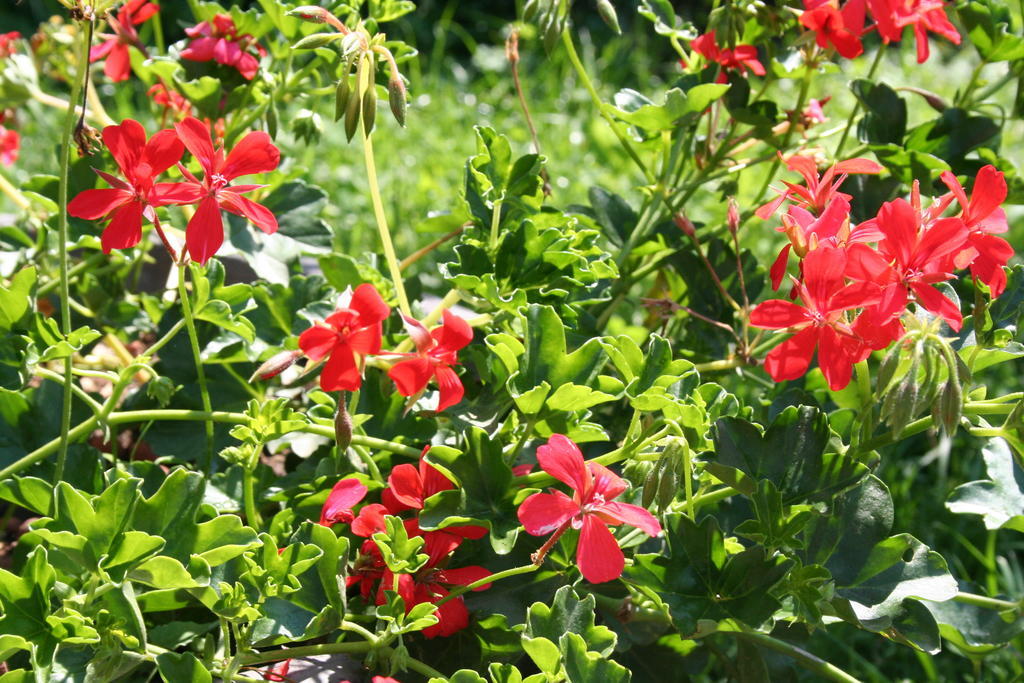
[0, 548, 55, 659]
[560, 631, 631, 683]
[155, 652, 212, 683]
[626, 515, 793, 634]
[958, 0, 1024, 61]
[707, 406, 867, 504]
[522, 586, 617, 675]
[946, 438, 1024, 532]
[0, 267, 35, 331]
[903, 109, 999, 164]
[373, 516, 428, 574]
[611, 86, 728, 132]
[421, 429, 522, 553]
[851, 79, 907, 145]
[261, 180, 333, 248]
[637, 0, 693, 39]
[0, 476, 52, 516]
[922, 595, 1024, 654]
[195, 300, 256, 344]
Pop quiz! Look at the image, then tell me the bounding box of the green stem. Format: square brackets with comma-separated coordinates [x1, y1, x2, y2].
[361, 97, 410, 317]
[752, 58, 814, 210]
[488, 197, 504, 251]
[434, 564, 538, 607]
[689, 485, 739, 510]
[35, 367, 103, 415]
[728, 629, 863, 683]
[835, 44, 886, 157]
[953, 591, 1021, 614]
[561, 29, 654, 184]
[53, 16, 93, 493]
[177, 262, 215, 476]
[694, 358, 744, 373]
[242, 450, 263, 531]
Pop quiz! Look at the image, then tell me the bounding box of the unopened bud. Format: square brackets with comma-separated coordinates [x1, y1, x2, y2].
[522, 0, 540, 21]
[388, 75, 407, 127]
[505, 29, 520, 64]
[250, 349, 301, 382]
[335, 400, 353, 451]
[344, 80, 362, 141]
[287, 6, 330, 23]
[673, 213, 696, 238]
[361, 87, 377, 135]
[292, 32, 340, 50]
[596, 0, 621, 34]
[335, 76, 351, 122]
[727, 197, 740, 236]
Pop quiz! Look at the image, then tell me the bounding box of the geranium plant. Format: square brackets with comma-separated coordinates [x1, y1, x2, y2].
[0, 0, 1022, 681]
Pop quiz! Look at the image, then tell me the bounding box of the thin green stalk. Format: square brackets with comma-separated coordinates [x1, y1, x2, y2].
[561, 29, 654, 184]
[242, 448, 263, 531]
[751, 59, 814, 210]
[954, 590, 1021, 614]
[35, 367, 103, 415]
[728, 629, 863, 683]
[53, 16, 93, 492]
[361, 81, 410, 317]
[488, 197, 504, 251]
[835, 44, 886, 157]
[177, 262, 215, 476]
[434, 564, 538, 607]
[682, 443, 695, 519]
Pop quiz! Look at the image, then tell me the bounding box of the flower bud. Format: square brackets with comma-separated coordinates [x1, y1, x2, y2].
[335, 400, 353, 452]
[388, 75, 407, 127]
[361, 87, 377, 135]
[673, 213, 696, 238]
[250, 349, 301, 382]
[287, 6, 331, 23]
[727, 197, 740, 236]
[596, 0, 621, 34]
[335, 76, 351, 122]
[344, 80, 362, 141]
[291, 32, 340, 50]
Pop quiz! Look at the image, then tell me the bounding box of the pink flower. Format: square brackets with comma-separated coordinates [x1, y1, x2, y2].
[172, 116, 281, 264]
[387, 311, 473, 412]
[382, 446, 455, 513]
[517, 435, 662, 584]
[689, 30, 765, 83]
[0, 31, 21, 59]
[319, 477, 368, 526]
[756, 154, 884, 220]
[90, 0, 159, 82]
[868, 0, 960, 63]
[181, 13, 265, 80]
[800, 0, 865, 58]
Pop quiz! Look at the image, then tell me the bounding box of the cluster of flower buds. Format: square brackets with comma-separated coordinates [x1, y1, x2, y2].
[288, 6, 408, 137]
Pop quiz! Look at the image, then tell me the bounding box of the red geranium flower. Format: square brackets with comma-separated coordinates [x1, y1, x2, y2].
[689, 30, 765, 83]
[517, 434, 662, 584]
[68, 119, 193, 254]
[388, 311, 473, 412]
[298, 284, 391, 392]
[940, 165, 1013, 298]
[382, 446, 455, 513]
[90, 0, 159, 82]
[756, 154, 884, 219]
[173, 116, 280, 264]
[800, 0, 865, 59]
[318, 477, 368, 526]
[181, 13, 265, 80]
[751, 246, 882, 390]
[846, 197, 968, 330]
[148, 83, 193, 122]
[0, 125, 18, 166]
[377, 529, 492, 638]
[868, 0, 960, 63]
[0, 31, 21, 59]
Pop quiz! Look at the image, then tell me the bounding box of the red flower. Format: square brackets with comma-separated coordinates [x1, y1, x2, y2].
[0, 125, 18, 166]
[298, 284, 390, 392]
[940, 165, 1013, 298]
[0, 31, 21, 59]
[751, 247, 882, 390]
[378, 529, 491, 638]
[517, 435, 662, 584]
[261, 659, 290, 682]
[148, 83, 193, 121]
[90, 0, 159, 82]
[800, 0, 865, 58]
[382, 446, 454, 513]
[757, 154, 884, 219]
[319, 477, 368, 526]
[689, 30, 765, 83]
[173, 116, 280, 264]
[868, 0, 960, 63]
[68, 119, 192, 254]
[181, 14, 265, 80]
[388, 311, 473, 412]
[846, 197, 968, 330]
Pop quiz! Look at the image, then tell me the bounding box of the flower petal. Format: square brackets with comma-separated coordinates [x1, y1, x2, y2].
[750, 298, 808, 330]
[68, 188, 131, 220]
[517, 491, 578, 536]
[221, 130, 280, 180]
[101, 201, 145, 253]
[319, 477, 368, 526]
[184, 195, 224, 264]
[103, 119, 146, 177]
[598, 501, 662, 537]
[576, 515, 625, 584]
[174, 116, 217, 175]
[350, 283, 391, 324]
[433, 364, 464, 412]
[218, 191, 278, 234]
[297, 324, 337, 362]
[432, 311, 473, 353]
[387, 463, 424, 510]
[388, 357, 434, 397]
[763, 326, 818, 383]
[536, 434, 590, 494]
[319, 340, 361, 391]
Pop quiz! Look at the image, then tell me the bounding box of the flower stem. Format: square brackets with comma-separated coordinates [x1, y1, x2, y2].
[242, 448, 263, 531]
[953, 591, 1022, 614]
[561, 29, 654, 184]
[177, 261, 215, 476]
[360, 90, 411, 317]
[53, 15, 93, 494]
[531, 521, 571, 567]
[488, 197, 504, 251]
[434, 563, 539, 607]
[727, 629, 863, 683]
